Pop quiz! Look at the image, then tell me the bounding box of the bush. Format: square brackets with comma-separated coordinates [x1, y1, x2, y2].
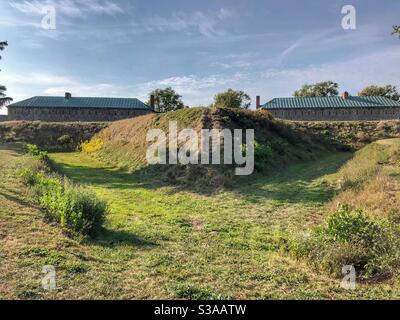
[16, 157, 49, 186]
[16, 156, 107, 238]
[24, 144, 49, 161]
[242, 141, 274, 172]
[38, 179, 107, 237]
[290, 204, 399, 280]
[81, 137, 104, 154]
[57, 135, 72, 145]
[254, 141, 273, 160]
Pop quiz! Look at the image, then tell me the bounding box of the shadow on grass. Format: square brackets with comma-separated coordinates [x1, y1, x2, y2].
[230, 151, 354, 205]
[0, 142, 24, 152]
[91, 229, 157, 249]
[51, 160, 166, 190]
[51, 151, 354, 205]
[0, 189, 42, 210]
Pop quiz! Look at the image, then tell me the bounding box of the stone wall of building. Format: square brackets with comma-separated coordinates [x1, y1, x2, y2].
[267, 107, 400, 121]
[288, 120, 400, 150]
[0, 115, 8, 122]
[7, 107, 153, 122]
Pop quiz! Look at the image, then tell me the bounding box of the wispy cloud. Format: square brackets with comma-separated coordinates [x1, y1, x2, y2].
[279, 24, 386, 61]
[130, 8, 236, 37]
[8, 0, 124, 18]
[136, 73, 243, 93]
[3, 72, 126, 103]
[2, 72, 76, 86]
[4, 71, 246, 107]
[261, 46, 400, 99]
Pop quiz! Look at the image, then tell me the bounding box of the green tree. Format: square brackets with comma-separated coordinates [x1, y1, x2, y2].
[213, 89, 251, 109]
[358, 85, 400, 101]
[294, 81, 339, 97]
[0, 41, 12, 107]
[393, 25, 400, 38]
[148, 87, 184, 113]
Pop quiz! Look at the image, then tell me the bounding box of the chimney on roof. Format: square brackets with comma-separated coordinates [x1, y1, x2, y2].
[341, 91, 349, 100]
[256, 96, 261, 109]
[65, 92, 72, 99]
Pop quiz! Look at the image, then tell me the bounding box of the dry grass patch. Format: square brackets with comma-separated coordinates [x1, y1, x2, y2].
[332, 171, 400, 222]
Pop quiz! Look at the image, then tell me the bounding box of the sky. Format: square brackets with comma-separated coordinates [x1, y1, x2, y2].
[0, 0, 399, 114]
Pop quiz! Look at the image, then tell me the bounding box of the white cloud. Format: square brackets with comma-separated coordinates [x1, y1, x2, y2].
[3, 72, 75, 86]
[44, 83, 125, 97]
[209, 52, 256, 70]
[259, 46, 400, 100]
[217, 8, 235, 20]
[279, 24, 385, 61]
[3, 72, 127, 104]
[130, 8, 235, 37]
[4, 71, 247, 108]
[133, 73, 246, 105]
[8, 0, 123, 18]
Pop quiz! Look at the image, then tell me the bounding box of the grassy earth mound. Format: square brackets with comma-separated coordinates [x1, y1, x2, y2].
[82, 107, 333, 190]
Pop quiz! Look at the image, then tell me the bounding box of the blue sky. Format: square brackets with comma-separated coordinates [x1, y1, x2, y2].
[0, 0, 399, 114]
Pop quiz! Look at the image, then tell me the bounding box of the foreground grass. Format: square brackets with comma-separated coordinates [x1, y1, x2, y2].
[1, 144, 400, 299]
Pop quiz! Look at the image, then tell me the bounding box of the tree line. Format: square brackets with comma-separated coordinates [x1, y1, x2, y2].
[147, 82, 400, 113]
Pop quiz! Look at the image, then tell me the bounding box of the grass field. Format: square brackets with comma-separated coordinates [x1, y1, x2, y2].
[1, 143, 400, 299]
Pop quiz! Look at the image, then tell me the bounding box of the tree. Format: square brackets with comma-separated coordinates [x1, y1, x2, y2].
[213, 89, 251, 109]
[294, 81, 339, 97]
[0, 41, 12, 107]
[148, 87, 184, 113]
[359, 85, 400, 101]
[393, 25, 400, 38]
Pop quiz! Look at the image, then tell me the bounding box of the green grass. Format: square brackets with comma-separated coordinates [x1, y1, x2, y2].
[1, 143, 400, 299]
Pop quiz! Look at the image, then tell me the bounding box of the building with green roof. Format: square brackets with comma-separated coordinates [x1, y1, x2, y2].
[259, 92, 400, 121]
[4, 93, 154, 122]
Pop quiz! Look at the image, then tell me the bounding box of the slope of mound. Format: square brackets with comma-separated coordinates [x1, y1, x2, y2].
[332, 138, 400, 222]
[83, 107, 334, 189]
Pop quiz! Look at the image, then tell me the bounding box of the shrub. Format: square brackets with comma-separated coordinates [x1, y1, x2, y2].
[254, 141, 273, 160]
[81, 137, 104, 154]
[16, 156, 107, 238]
[57, 135, 72, 145]
[38, 179, 107, 237]
[241, 141, 274, 172]
[24, 144, 49, 161]
[16, 156, 49, 186]
[290, 204, 399, 280]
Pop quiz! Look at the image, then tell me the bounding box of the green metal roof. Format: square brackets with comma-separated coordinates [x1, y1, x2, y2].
[8, 96, 151, 110]
[263, 96, 400, 109]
